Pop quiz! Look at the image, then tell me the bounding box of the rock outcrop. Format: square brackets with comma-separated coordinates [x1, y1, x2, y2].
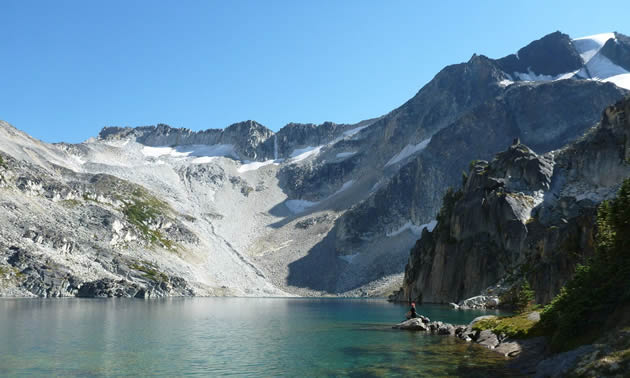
[392, 313, 546, 361]
[496, 31, 583, 77]
[392, 96, 630, 305]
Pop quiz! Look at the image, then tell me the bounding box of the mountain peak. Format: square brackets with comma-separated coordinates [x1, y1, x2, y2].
[497, 31, 582, 76]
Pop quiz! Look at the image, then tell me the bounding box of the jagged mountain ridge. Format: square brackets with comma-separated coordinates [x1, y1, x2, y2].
[97, 31, 630, 168]
[1, 31, 629, 298]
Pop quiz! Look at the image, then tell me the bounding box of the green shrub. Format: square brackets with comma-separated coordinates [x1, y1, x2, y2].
[473, 312, 544, 339]
[61, 199, 81, 208]
[130, 262, 169, 282]
[122, 189, 175, 249]
[540, 178, 630, 351]
[500, 280, 536, 313]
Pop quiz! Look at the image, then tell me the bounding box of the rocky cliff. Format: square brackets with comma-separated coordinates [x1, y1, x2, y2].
[392, 96, 630, 304]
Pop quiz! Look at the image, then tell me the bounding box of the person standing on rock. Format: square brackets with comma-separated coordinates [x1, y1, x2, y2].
[406, 302, 419, 319]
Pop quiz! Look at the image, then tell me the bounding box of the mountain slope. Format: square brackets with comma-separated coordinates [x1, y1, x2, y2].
[1, 31, 629, 297]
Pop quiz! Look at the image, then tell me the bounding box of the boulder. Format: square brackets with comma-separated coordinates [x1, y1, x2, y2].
[527, 311, 541, 322]
[494, 341, 522, 357]
[477, 329, 500, 349]
[392, 318, 428, 331]
[535, 345, 596, 378]
[438, 323, 456, 336]
[458, 295, 500, 309]
[428, 321, 444, 333]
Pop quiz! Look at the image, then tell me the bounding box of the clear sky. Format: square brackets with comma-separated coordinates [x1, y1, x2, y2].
[1, 1, 629, 143]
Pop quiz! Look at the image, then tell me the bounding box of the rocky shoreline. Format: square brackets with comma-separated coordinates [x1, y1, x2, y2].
[393, 314, 543, 357]
[393, 312, 630, 377]
[393, 313, 549, 376]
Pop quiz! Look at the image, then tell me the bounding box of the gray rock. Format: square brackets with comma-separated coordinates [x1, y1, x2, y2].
[437, 323, 456, 336]
[392, 318, 428, 331]
[418, 315, 430, 323]
[527, 311, 541, 322]
[535, 345, 597, 378]
[477, 329, 501, 349]
[494, 341, 522, 357]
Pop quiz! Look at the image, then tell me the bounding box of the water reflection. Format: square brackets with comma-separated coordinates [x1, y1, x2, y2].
[0, 298, 516, 377]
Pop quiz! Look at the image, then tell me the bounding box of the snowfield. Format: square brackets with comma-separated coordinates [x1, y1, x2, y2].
[573, 33, 616, 63]
[502, 32, 630, 90]
[385, 137, 431, 167]
[237, 160, 278, 173]
[142, 144, 239, 160]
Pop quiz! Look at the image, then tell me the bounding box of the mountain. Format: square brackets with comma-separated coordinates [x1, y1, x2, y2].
[391, 95, 630, 304]
[1, 31, 629, 298]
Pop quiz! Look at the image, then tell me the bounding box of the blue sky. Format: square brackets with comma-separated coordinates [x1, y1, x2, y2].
[1, 1, 628, 143]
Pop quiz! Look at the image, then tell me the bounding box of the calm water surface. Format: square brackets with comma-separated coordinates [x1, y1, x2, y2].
[0, 298, 519, 377]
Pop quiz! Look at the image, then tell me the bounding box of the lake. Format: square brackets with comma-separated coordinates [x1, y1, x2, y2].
[0, 298, 518, 377]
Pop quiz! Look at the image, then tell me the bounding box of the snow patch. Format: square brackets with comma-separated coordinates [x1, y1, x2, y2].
[603, 73, 630, 90]
[237, 160, 277, 173]
[333, 180, 354, 196]
[339, 253, 360, 263]
[573, 33, 616, 63]
[336, 151, 357, 158]
[385, 137, 431, 167]
[343, 125, 369, 137]
[141, 144, 238, 160]
[285, 180, 353, 214]
[142, 146, 179, 157]
[191, 156, 219, 164]
[285, 199, 319, 214]
[498, 79, 514, 87]
[513, 69, 578, 82]
[370, 179, 385, 193]
[290, 146, 322, 162]
[387, 220, 437, 237]
[581, 53, 628, 80]
[69, 154, 85, 165]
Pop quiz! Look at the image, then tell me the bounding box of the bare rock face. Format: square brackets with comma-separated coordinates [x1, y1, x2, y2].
[496, 31, 583, 77]
[599, 32, 630, 72]
[392, 96, 630, 304]
[336, 80, 625, 266]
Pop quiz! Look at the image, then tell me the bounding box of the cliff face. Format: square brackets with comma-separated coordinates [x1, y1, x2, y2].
[393, 96, 630, 304]
[336, 80, 625, 258]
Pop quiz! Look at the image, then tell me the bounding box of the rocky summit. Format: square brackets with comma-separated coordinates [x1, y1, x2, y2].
[1, 31, 630, 298]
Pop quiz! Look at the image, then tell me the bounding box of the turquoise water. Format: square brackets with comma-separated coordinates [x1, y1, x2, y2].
[0, 298, 518, 377]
